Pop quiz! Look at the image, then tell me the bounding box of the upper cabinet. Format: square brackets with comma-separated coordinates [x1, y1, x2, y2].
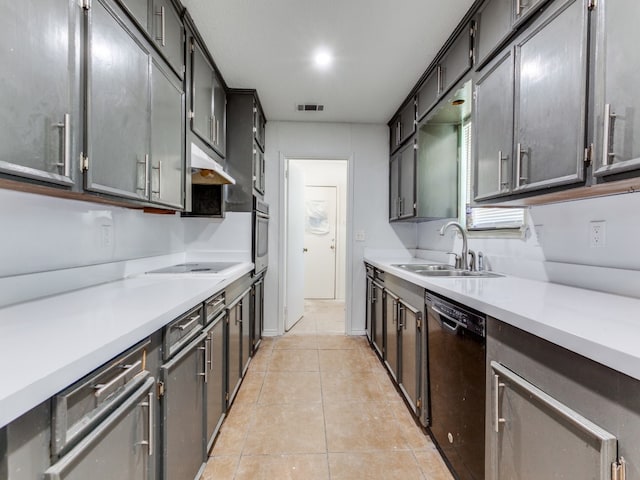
[117, 0, 185, 77]
[84, 0, 184, 208]
[417, 24, 473, 121]
[390, 100, 416, 153]
[226, 90, 267, 212]
[0, 0, 81, 187]
[592, 0, 640, 180]
[190, 36, 226, 158]
[474, 0, 553, 67]
[389, 138, 416, 221]
[473, 0, 589, 201]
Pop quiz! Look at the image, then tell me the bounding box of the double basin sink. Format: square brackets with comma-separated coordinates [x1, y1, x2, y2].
[392, 263, 503, 278]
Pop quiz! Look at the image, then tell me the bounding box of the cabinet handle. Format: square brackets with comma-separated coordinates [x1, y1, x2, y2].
[53, 113, 71, 177]
[93, 361, 141, 401]
[498, 150, 509, 190]
[516, 143, 527, 187]
[210, 116, 214, 142]
[137, 155, 149, 196]
[516, 0, 522, 16]
[208, 332, 213, 371]
[399, 198, 404, 217]
[437, 65, 443, 95]
[155, 6, 166, 46]
[398, 304, 404, 330]
[172, 315, 199, 331]
[198, 341, 208, 383]
[602, 103, 617, 167]
[216, 118, 220, 146]
[151, 161, 161, 195]
[396, 121, 401, 145]
[494, 373, 506, 432]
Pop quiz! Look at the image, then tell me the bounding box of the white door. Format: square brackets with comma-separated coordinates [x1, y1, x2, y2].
[286, 162, 305, 330]
[304, 186, 337, 299]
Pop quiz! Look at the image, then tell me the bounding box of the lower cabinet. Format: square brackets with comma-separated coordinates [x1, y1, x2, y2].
[384, 289, 400, 381]
[204, 311, 226, 452]
[487, 317, 637, 479]
[44, 378, 156, 480]
[251, 273, 265, 354]
[225, 275, 253, 407]
[398, 297, 421, 415]
[372, 280, 385, 359]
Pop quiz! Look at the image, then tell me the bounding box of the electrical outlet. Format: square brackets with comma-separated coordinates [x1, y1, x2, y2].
[534, 224, 544, 246]
[100, 224, 113, 248]
[589, 220, 606, 248]
[355, 230, 366, 242]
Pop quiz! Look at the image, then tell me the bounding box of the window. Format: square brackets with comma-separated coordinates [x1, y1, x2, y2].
[461, 119, 526, 232]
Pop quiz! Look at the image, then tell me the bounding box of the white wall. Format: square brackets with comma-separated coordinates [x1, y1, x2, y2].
[291, 159, 347, 300]
[264, 121, 417, 336]
[417, 191, 640, 298]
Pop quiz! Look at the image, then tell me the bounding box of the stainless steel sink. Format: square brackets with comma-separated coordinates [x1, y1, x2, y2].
[393, 263, 503, 278]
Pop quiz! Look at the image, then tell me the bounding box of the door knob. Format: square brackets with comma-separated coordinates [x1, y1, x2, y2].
[303, 248, 308, 252]
[330, 245, 335, 250]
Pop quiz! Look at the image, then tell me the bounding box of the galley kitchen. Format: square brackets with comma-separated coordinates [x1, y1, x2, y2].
[2, 0, 640, 479]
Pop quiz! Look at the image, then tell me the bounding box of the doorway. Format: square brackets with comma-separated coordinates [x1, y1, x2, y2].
[284, 159, 348, 333]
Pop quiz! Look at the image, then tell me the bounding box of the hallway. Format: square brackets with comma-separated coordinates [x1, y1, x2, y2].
[201, 301, 452, 479]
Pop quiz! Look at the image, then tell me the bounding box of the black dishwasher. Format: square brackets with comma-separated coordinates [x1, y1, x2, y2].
[426, 291, 485, 480]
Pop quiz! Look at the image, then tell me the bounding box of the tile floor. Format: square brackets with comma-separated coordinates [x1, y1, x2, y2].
[201, 300, 453, 479]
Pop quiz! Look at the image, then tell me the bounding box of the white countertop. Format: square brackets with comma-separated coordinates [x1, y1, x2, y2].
[0, 262, 253, 429]
[365, 255, 640, 383]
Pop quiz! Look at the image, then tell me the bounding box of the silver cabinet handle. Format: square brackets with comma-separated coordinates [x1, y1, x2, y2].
[399, 198, 404, 217]
[494, 373, 506, 432]
[437, 65, 442, 95]
[151, 161, 161, 195]
[137, 155, 149, 196]
[93, 361, 142, 401]
[53, 113, 71, 177]
[516, 143, 527, 187]
[397, 304, 404, 330]
[602, 103, 617, 167]
[210, 116, 214, 142]
[155, 6, 166, 46]
[516, 0, 522, 16]
[216, 118, 220, 146]
[396, 120, 401, 145]
[147, 390, 154, 455]
[198, 339, 209, 383]
[173, 315, 199, 331]
[207, 332, 213, 371]
[498, 150, 509, 190]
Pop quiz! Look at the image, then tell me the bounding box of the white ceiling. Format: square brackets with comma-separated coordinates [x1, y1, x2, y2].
[181, 0, 475, 124]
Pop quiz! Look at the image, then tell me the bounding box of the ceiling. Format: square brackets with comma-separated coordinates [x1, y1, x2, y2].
[181, 0, 476, 124]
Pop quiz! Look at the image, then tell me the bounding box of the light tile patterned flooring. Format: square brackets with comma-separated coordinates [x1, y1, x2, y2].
[201, 300, 452, 479]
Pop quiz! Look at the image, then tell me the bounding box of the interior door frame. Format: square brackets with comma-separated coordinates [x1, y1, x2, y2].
[278, 154, 353, 336]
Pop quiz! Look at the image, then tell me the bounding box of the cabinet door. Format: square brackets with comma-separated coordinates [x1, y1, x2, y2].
[253, 143, 265, 195]
[399, 300, 421, 415]
[417, 69, 440, 120]
[211, 72, 226, 157]
[372, 282, 385, 359]
[151, 59, 184, 208]
[86, 0, 151, 200]
[398, 101, 416, 147]
[240, 289, 251, 376]
[205, 317, 225, 451]
[252, 277, 264, 352]
[593, 0, 640, 178]
[389, 154, 400, 220]
[491, 362, 618, 480]
[118, 0, 149, 30]
[161, 333, 206, 480]
[43, 378, 154, 480]
[384, 290, 399, 381]
[365, 276, 374, 343]
[226, 303, 242, 405]
[475, 0, 513, 67]
[398, 140, 416, 219]
[0, 0, 79, 186]
[191, 40, 214, 145]
[254, 102, 266, 151]
[440, 26, 472, 96]
[513, 0, 587, 192]
[474, 50, 515, 200]
[152, 0, 184, 78]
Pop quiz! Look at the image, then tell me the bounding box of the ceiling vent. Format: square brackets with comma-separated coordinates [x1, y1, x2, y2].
[297, 104, 324, 112]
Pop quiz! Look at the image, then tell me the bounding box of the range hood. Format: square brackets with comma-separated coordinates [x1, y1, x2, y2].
[190, 143, 236, 185]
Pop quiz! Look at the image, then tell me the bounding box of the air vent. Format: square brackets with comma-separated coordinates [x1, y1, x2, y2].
[297, 104, 324, 112]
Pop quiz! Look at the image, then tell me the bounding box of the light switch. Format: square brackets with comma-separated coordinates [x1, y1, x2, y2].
[355, 230, 366, 242]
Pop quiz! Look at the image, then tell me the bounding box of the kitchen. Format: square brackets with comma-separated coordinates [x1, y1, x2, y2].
[1, 0, 640, 479]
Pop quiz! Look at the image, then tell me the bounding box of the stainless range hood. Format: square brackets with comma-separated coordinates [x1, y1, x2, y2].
[190, 143, 236, 185]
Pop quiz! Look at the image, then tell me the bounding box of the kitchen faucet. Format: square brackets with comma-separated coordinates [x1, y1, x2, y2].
[440, 221, 469, 271]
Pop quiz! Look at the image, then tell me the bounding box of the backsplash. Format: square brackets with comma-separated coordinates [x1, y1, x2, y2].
[417, 191, 640, 298]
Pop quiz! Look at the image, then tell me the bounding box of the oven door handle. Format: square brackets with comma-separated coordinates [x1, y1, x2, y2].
[430, 305, 461, 334]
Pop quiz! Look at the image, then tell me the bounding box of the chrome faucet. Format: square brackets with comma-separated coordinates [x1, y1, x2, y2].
[440, 221, 469, 271]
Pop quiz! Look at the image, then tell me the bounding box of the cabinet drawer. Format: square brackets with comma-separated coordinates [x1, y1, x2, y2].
[163, 305, 203, 360]
[205, 292, 226, 324]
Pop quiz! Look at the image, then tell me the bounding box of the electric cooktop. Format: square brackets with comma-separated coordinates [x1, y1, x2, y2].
[146, 262, 240, 274]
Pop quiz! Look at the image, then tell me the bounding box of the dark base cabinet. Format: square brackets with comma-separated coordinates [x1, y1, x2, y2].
[204, 312, 226, 452]
[251, 273, 265, 354]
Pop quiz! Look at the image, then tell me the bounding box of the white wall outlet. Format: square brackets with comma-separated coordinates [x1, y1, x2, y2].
[100, 224, 113, 248]
[589, 220, 606, 248]
[355, 230, 366, 242]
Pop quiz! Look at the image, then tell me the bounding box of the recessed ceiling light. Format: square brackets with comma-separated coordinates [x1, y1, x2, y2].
[313, 48, 333, 69]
